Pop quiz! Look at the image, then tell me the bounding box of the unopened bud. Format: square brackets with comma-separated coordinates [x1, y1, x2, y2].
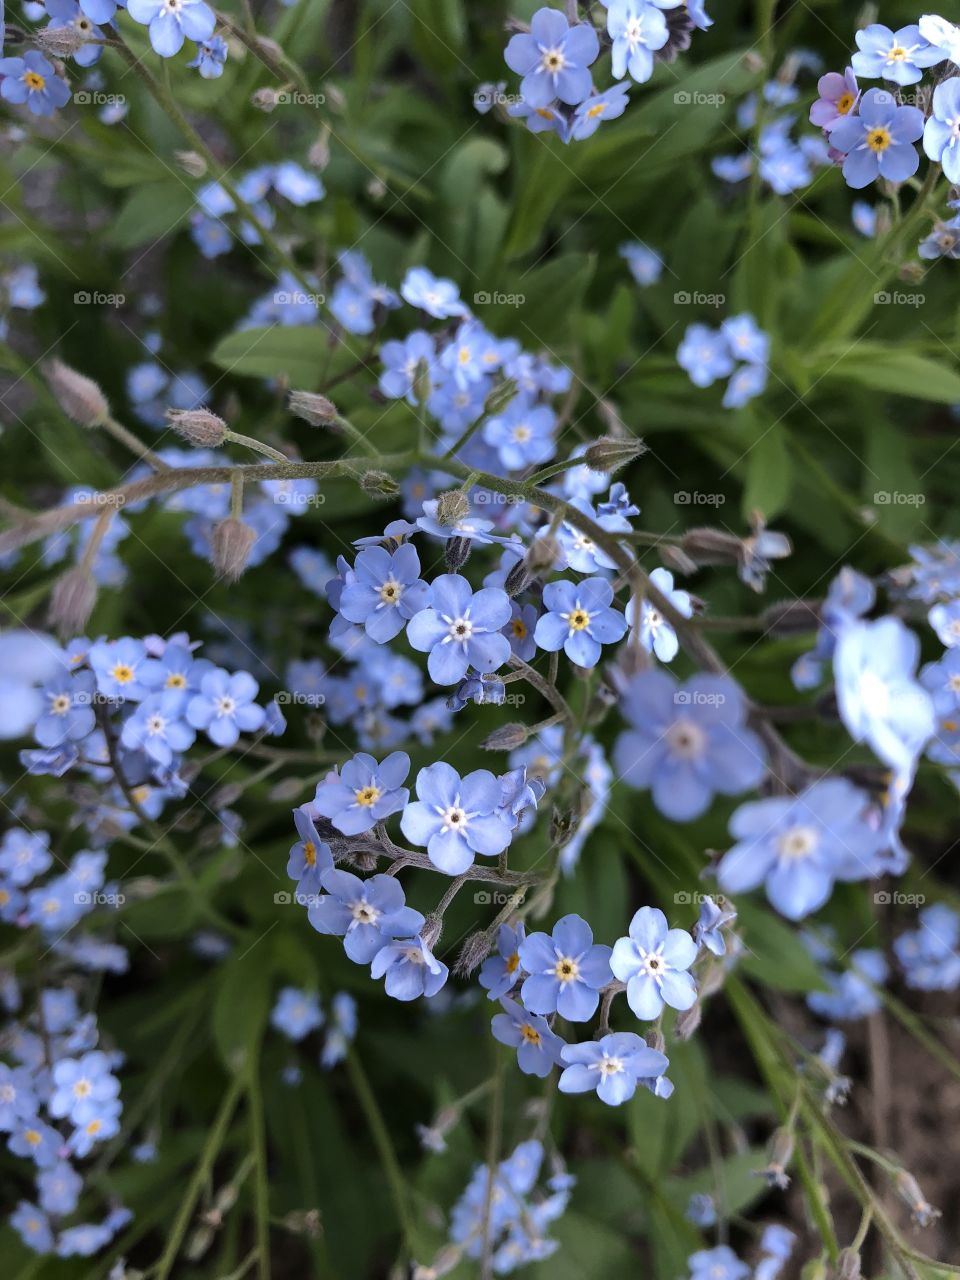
[898, 258, 924, 284]
[698, 961, 726, 999]
[421, 916, 442, 950]
[211, 518, 256, 582]
[674, 1001, 701, 1041]
[166, 407, 227, 448]
[482, 722, 528, 751]
[308, 125, 331, 170]
[353, 852, 378, 874]
[454, 930, 493, 977]
[894, 1170, 941, 1226]
[835, 1247, 861, 1280]
[645, 1028, 666, 1055]
[288, 389, 337, 426]
[583, 434, 647, 473]
[252, 86, 282, 111]
[35, 23, 88, 55]
[550, 807, 578, 847]
[412, 357, 432, 404]
[436, 488, 470, 526]
[283, 1208, 322, 1238]
[680, 526, 741, 566]
[659, 544, 698, 576]
[360, 470, 399, 499]
[483, 377, 519, 418]
[44, 358, 109, 428]
[175, 149, 207, 178]
[756, 1127, 794, 1190]
[48, 568, 97, 633]
[444, 535, 472, 572]
[504, 558, 532, 597]
[760, 598, 821, 635]
[525, 533, 560, 577]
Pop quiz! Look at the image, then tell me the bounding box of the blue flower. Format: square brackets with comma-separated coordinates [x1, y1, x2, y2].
[720, 313, 769, 365]
[0, 53, 71, 116]
[619, 240, 663, 285]
[407, 574, 512, 685]
[0, 1063, 38, 1128]
[400, 267, 468, 319]
[929, 598, 960, 648]
[688, 1245, 750, 1280]
[439, 320, 500, 389]
[371, 934, 448, 1000]
[722, 362, 767, 409]
[534, 577, 627, 667]
[570, 82, 631, 139]
[321, 991, 358, 1066]
[610, 906, 698, 1019]
[338, 544, 431, 642]
[287, 806, 333, 894]
[11, 1202, 53, 1254]
[507, 99, 572, 142]
[0, 830, 52, 886]
[186, 669, 265, 747]
[308, 870, 424, 963]
[677, 324, 735, 388]
[893, 904, 960, 991]
[378, 330, 435, 405]
[607, 0, 669, 85]
[480, 922, 527, 1000]
[272, 161, 325, 205]
[34, 670, 96, 748]
[447, 671, 505, 711]
[504, 601, 539, 661]
[49, 1052, 119, 1125]
[312, 751, 410, 835]
[716, 779, 884, 920]
[851, 23, 945, 86]
[518, 914, 612, 1021]
[807, 947, 887, 1020]
[9, 1119, 64, 1168]
[37, 1162, 82, 1216]
[88, 637, 149, 701]
[504, 7, 599, 108]
[270, 987, 324, 1041]
[692, 896, 736, 956]
[187, 35, 228, 79]
[685, 1193, 718, 1227]
[491, 997, 566, 1076]
[834, 617, 935, 771]
[829, 88, 924, 189]
[120, 691, 195, 766]
[483, 398, 557, 470]
[44, 0, 106, 66]
[919, 216, 960, 259]
[614, 670, 767, 821]
[126, 0, 215, 55]
[558, 1032, 669, 1105]
[625, 566, 693, 662]
[401, 761, 514, 874]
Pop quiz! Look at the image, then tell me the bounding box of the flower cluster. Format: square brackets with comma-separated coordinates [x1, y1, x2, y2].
[677, 313, 770, 408]
[270, 987, 358, 1074]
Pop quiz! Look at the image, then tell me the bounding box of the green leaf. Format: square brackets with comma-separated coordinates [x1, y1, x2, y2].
[212, 944, 273, 1073]
[737, 899, 829, 994]
[211, 326, 330, 388]
[741, 424, 792, 520]
[812, 345, 960, 404]
[107, 183, 195, 250]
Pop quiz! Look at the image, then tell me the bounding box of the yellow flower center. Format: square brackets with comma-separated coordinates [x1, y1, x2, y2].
[303, 840, 317, 866]
[50, 694, 71, 715]
[511, 618, 528, 639]
[867, 127, 891, 153]
[505, 952, 520, 974]
[520, 1023, 541, 1045]
[888, 45, 908, 60]
[379, 580, 401, 604]
[587, 102, 607, 119]
[554, 956, 579, 983]
[355, 785, 382, 807]
[166, 672, 187, 689]
[24, 71, 45, 91]
[111, 663, 134, 684]
[567, 609, 590, 631]
[836, 92, 855, 115]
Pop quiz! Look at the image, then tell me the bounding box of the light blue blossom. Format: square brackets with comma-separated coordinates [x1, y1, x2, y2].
[308, 871, 425, 963]
[610, 906, 698, 1019]
[607, 0, 669, 85]
[534, 577, 627, 667]
[312, 751, 410, 835]
[400, 267, 468, 319]
[851, 23, 945, 86]
[126, 0, 215, 56]
[406, 574, 512, 684]
[371, 934, 448, 1000]
[491, 997, 566, 1076]
[829, 88, 924, 189]
[518, 914, 612, 1021]
[401, 761, 514, 874]
[480, 922, 527, 1000]
[270, 987, 324, 1040]
[504, 6, 599, 107]
[559, 1032, 669, 1105]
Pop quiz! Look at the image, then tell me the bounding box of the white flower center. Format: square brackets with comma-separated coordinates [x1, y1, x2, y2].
[553, 955, 580, 983]
[215, 696, 236, 717]
[777, 825, 819, 861]
[666, 719, 706, 760]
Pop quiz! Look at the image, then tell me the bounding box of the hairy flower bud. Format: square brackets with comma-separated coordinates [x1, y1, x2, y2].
[894, 1170, 941, 1226]
[583, 434, 647, 473]
[680, 527, 742, 566]
[48, 567, 97, 633]
[211, 518, 257, 582]
[444, 535, 472, 572]
[835, 1247, 862, 1280]
[288, 389, 337, 426]
[483, 377, 519, 418]
[175, 150, 208, 178]
[481, 722, 528, 751]
[308, 125, 331, 170]
[757, 1127, 794, 1189]
[166, 407, 228, 448]
[35, 23, 88, 55]
[251, 86, 282, 111]
[659, 543, 698, 576]
[436, 488, 471, 527]
[360, 470, 399, 499]
[760, 598, 821, 635]
[454, 930, 493, 977]
[524, 533, 560, 577]
[44, 358, 109, 428]
[674, 1001, 702, 1041]
[421, 915, 442, 950]
[503, 558, 532, 597]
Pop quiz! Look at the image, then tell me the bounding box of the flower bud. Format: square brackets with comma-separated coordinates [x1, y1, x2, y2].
[483, 377, 519, 418]
[583, 435, 647, 473]
[674, 1001, 702, 1041]
[444, 535, 472, 572]
[360, 470, 399, 499]
[680, 527, 742, 565]
[659, 543, 698, 576]
[175, 150, 208, 178]
[503, 558, 532, 597]
[524, 533, 560, 577]
[756, 1127, 794, 1189]
[48, 568, 97, 633]
[251, 86, 282, 111]
[760, 598, 821, 635]
[166, 407, 227, 448]
[308, 126, 331, 170]
[481, 722, 528, 751]
[436, 488, 471, 526]
[454, 930, 493, 977]
[421, 916, 442, 950]
[44, 358, 109, 428]
[288, 389, 337, 426]
[894, 1170, 940, 1226]
[412, 357, 432, 404]
[35, 23, 88, 55]
[645, 1028, 666, 1055]
[210, 518, 257, 582]
[836, 1247, 862, 1280]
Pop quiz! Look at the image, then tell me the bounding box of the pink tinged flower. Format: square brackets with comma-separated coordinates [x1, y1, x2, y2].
[809, 68, 860, 132]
